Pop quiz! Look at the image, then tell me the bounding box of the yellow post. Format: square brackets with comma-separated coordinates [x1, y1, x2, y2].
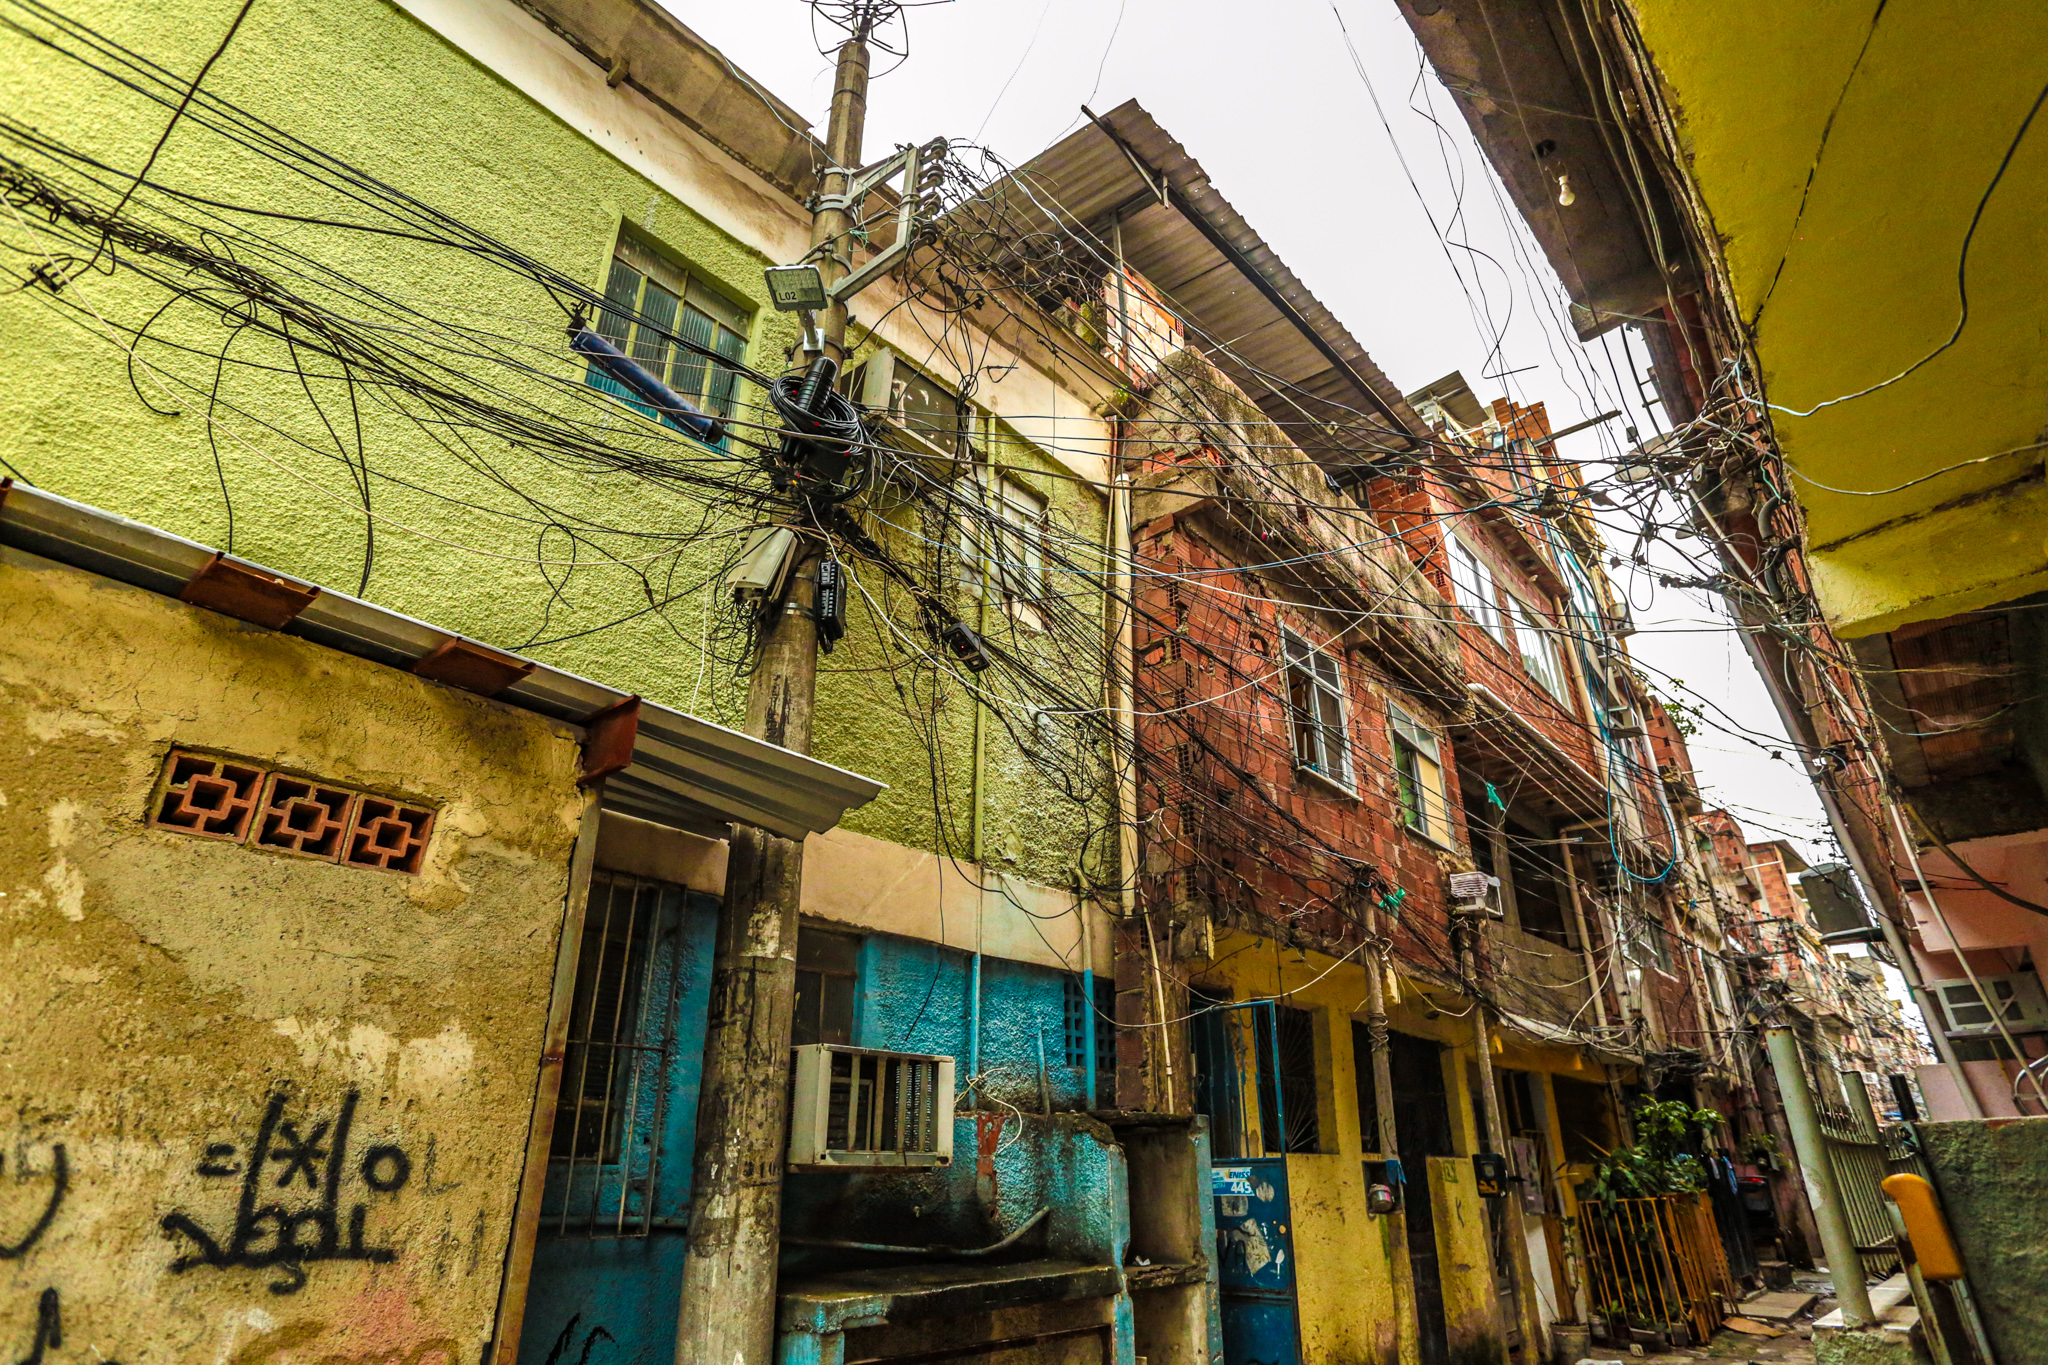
[1880, 1174, 1964, 1282]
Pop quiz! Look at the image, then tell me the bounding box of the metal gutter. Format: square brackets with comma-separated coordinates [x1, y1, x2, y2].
[0, 481, 883, 841]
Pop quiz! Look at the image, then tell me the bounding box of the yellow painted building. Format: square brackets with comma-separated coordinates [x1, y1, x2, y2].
[1191, 931, 1625, 1365]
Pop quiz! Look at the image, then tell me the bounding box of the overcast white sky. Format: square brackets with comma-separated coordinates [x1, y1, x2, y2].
[674, 0, 1841, 863]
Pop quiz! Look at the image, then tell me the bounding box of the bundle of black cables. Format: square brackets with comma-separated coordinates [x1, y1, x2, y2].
[769, 355, 868, 503]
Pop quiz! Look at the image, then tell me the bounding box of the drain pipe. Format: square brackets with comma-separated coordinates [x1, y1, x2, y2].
[1765, 1024, 1875, 1327]
[967, 596, 989, 1108]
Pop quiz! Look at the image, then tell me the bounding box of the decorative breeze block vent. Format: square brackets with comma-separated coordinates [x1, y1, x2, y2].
[253, 774, 357, 861]
[345, 798, 434, 874]
[150, 749, 434, 875]
[152, 752, 265, 841]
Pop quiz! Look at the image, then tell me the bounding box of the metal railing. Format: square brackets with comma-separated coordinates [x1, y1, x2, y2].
[547, 872, 686, 1238]
[1580, 1193, 1734, 1348]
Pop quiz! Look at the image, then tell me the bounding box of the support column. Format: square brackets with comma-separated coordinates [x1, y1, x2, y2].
[1764, 1025, 1874, 1327]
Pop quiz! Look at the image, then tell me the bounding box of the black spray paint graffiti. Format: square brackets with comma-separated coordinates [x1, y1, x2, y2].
[10, 1287, 120, 1365]
[540, 1315, 612, 1365]
[0, 1144, 67, 1260]
[161, 1088, 415, 1295]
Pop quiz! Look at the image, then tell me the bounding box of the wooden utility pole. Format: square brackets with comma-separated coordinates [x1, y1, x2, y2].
[672, 22, 870, 1365]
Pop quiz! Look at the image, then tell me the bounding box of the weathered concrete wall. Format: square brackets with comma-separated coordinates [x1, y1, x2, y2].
[1917, 1116, 2048, 1364]
[0, 547, 585, 1363]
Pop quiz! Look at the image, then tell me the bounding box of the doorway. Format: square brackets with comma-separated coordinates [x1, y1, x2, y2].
[517, 874, 718, 1365]
[1391, 1032, 1454, 1365]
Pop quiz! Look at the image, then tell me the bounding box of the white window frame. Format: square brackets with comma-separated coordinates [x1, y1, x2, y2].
[1389, 703, 1448, 844]
[1282, 631, 1352, 790]
[959, 464, 1049, 613]
[1509, 594, 1570, 701]
[1447, 535, 1507, 646]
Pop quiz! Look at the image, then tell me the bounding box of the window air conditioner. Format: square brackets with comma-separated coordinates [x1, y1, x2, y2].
[1448, 870, 1503, 918]
[787, 1044, 955, 1172]
[1928, 973, 2048, 1037]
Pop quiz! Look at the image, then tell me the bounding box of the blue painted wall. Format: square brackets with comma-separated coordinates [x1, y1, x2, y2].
[782, 931, 1125, 1276]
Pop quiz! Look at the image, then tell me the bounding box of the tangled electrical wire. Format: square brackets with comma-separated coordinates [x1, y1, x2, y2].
[0, 0, 1843, 1076]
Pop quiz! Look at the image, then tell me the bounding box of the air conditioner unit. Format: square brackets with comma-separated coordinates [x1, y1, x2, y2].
[851, 350, 964, 478]
[788, 1044, 955, 1172]
[1928, 973, 2048, 1037]
[1447, 870, 1503, 918]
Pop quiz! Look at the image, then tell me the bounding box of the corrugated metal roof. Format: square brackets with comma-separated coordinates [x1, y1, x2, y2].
[0, 481, 882, 841]
[974, 100, 1429, 463]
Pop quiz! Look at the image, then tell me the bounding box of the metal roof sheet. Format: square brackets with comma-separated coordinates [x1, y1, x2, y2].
[976, 101, 1429, 464]
[0, 480, 883, 841]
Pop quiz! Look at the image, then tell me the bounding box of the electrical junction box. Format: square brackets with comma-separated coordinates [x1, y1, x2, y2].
[787, 1044, 954, 1172]
[1472, 1150, 1509, 1199]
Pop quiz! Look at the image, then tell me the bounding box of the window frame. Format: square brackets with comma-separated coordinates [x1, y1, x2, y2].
[1447, 534, 1508, 647]
[959, 461, 1052, 618]
[1281, 629, 1354, 792]
[589, 229, 751, 436]
[1508, 593, 1572, 702]
[792, 925, 861, 1047]
[1389, 702, 1449, 845]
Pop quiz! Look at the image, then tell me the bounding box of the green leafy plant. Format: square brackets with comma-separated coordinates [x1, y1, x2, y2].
[1582, 1099, 1723, 1202]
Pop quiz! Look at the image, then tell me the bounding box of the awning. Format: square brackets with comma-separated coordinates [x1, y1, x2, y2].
[0, 480, 883, 841]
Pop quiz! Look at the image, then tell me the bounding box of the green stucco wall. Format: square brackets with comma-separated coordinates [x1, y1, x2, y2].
[0, 0, 1105, 887]
[1917, 1117, 2048, 1364]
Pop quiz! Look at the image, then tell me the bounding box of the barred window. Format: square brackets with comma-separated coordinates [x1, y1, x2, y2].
[589, 230, 749, 435]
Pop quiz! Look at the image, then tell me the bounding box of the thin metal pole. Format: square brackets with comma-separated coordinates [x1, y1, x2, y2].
[1765, 1025, 1875, 1326]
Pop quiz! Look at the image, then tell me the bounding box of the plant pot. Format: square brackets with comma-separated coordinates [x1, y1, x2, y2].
[1548, 1322, 1591, 1365]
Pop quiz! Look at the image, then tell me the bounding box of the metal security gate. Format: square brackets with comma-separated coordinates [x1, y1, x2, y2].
[1800, 1046, 1903, 1278]
[1579, 1194, 1734, 1347]
[1213, 1158, 1300, 1365]
[519, 875, 719, 1365]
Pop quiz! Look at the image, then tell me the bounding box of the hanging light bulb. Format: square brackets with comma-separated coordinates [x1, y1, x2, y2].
[1556, 173, 1576, 207]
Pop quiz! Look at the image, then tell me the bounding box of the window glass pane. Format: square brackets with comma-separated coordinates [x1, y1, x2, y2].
[597, 260, 640, 348]
[631, 278, 678, 373]
[798, 927, 860, 974]
[819, 973, 855, 1045]
[669, 303, 715, 403]
[708, 326, 746, 416]
[686, 277, 749, 334]
[1316, 688, 1348, 783]
[1395, 742, 1422, 830]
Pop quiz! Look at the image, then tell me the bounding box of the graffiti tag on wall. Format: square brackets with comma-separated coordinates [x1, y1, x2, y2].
[162, 1088, 416, 1295]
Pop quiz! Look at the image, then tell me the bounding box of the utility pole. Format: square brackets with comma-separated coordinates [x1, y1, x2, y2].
[673, 19, 870, 1365]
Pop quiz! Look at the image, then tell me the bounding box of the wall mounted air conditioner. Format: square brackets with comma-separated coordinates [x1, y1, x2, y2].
[1447, 870, 1504, 919]
[788, 1044, 955, 1172]
[1927, 973, 2048, 1037]
[850, 350, 964, 478]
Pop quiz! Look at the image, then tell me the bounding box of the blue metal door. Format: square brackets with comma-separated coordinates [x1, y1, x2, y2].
[1213, 1156, 1301, 1365]
[518, 876, 718, 1365]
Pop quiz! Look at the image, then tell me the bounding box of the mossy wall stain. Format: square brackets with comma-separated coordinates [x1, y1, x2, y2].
[0, 548, 585, 1362]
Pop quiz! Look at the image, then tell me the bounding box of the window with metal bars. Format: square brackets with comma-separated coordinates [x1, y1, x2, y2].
[548, 872, 687, 1237]
[589, 230, 749, 437]
[1255, 1003, 1322, 1154]
[1062, 974, 1117, 1106]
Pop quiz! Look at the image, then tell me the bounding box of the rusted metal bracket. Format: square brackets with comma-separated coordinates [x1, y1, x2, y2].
[410, 637, 538, 697]
[579, 695, 640, 788]
[178, 552, 320, 629]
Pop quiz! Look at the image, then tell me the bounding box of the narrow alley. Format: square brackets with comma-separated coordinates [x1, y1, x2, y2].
[1, 2, 2042, 1365]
